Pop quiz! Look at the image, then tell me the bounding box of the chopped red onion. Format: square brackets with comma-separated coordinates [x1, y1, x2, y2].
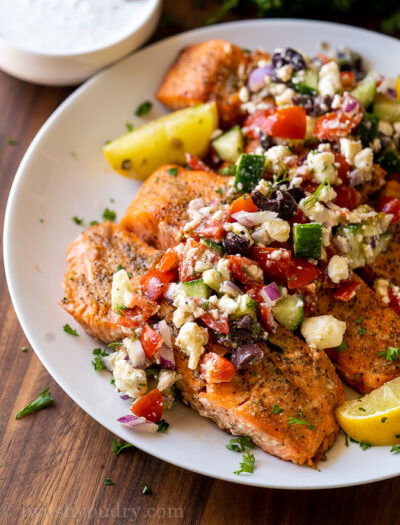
[220, 280, 242, 297]
[348, 168, 367, 187]
[231, 344, 263, 371]
[157, 344, 175, 370]
[154, 320, 172, 348]
[248, 65, 272, 92]
[117, 414, 158, 432]
[260, 282, 281, 304]
[231, 210, 277, 227]
[387, 87, 397, 99]
[343, 95, 359, 114]
[120, 394, 130, 400]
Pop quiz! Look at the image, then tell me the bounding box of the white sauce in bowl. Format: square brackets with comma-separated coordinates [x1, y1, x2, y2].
[0, 0, 150, 55]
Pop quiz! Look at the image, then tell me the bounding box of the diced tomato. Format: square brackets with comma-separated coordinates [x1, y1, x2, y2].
[297, 283, 318, 314]
[178, 239, 220, 282]
[201, 313, 229, 334]
[250, 247, 291, 282]
[287, 258, 321, 290]
[229, 194, 258, 216]
[245, 285, 277, 332]
[389, 286, 400, 316]
[340, 71, 355, 88]
[131, 389, 164, 423]
[140, 269, 175, 301]
[378, 196, 400, 224]
[200, 352, 235, 383]
[185, 153, 214, 173]
[288, 208, 309, 225]
[334, 153, 351, 184]
[243, 108, 276, 139]
[382, 180, 400, 200]
[227, 255, 263, 286]
[109, 293, 159, 328]
[263, 106, 307, 140]
[333, 185, 361, 210]
[314, 110, 363, 141]
[157, 246, 180, 273]
[333, 281, 360, 302]
[140, 323, 163, 359]
[194, 219, 226, 241]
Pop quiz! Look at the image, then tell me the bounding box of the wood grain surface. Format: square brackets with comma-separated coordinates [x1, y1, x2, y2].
[1, 3, 400, 524]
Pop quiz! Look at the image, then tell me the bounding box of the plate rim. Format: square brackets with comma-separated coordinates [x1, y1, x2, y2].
[4, 17, 400, 490]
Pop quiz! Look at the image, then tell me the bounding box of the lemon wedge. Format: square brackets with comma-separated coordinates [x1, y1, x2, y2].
[336, 377, 400, 446]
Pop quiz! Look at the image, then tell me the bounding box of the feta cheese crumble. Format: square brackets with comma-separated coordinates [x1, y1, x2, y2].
[176, 322, 209, 370]
[301, 315, 346, 349]
[327, 255, 349, 284]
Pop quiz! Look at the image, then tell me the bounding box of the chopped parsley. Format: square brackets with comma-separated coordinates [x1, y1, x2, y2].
[357, 327, 367, 336]
[220, 164, 236, 176]
[63, 324, 78, 336]
[358, 407, 366, 412]
[108, 341, 122, 349]
[288, 416, 314, 430]
[390, 444, 400, 454]
[125, 121, 134, 132]
[343, 431, 349, 447]
[104, 478, 113, 486]
[15, 387, 54, 419]
[356, 317, 363, 324]
[272, 171, 289, 188]
[377, 347, 400, 361]
[116, 264, 125, 272]
[303, 178, 331, 210]
[39, 218, 44, 223]
[335, 340, 348, 352]
[21, 346, 28, 352]
[359, 442, 372, 451]
[215, 187, 223, 196]
[90, 220, 99, 226]
[272, 403, 284, 414]
[72, 216, 83, 225]
[110, 376, 115, 385]
[226, 436, 254, 452]
[135, 101, 152, 117]
[7, 138, 17, 145]
[113, 439, 133, 455]
[382, 417, 388, 423]
[141, 481, 151, 494]
[157, 419, 169, 433]
[167, 167, 178, 176]
[354, 373, 361, 380]
[102, 208, 116, 221]
[92, 348, 108, 372]
[121, 159, 132, 170]
[233, 449, 255, 475]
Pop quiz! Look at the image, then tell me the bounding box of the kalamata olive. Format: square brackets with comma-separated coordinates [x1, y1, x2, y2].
[337, 49, 365, 81]
[231, 344, 263, 370]
[287, 187, 305, 203]
[251, 189, 297, 220]
[229, 315, 261, 345]
[271, 48, 306, 76]
[259, 131, 273, 151]
[292, 94, 333, 116]
[223, 232, 250, 256]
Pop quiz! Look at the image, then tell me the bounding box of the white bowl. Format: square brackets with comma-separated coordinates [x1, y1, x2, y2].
[0, 0, 162, 86]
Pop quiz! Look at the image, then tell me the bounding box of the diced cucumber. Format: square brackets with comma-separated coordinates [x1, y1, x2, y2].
[111, 269, 134, 312]
[361, 209, 390, 237]
[351, 74, 376, 108]
[272, 294, 304, 331]
[231, 294, 258, 321]
[293, 223, 323, 259]
[357, 112, 379, 148]
[373, 94, 400, 123]
[291, 69, 318, 96]
[368, 233, 392, 264]
[234, 154, 265, 192]
[202, 269, 224, 292]
[377, 149, 400, 175]
[335, 224, 365, 269]
[182, 278, 212, 299]
[201, 239, 226, 256]
[212, 126, 243, 162]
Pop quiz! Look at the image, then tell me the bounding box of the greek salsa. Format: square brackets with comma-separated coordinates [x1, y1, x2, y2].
[102, 44, 400, 432]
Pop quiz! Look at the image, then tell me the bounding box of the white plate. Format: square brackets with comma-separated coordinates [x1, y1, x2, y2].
[4, 19, 400, 489]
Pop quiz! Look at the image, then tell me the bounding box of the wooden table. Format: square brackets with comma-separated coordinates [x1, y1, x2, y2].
[1, 4, 399, 524]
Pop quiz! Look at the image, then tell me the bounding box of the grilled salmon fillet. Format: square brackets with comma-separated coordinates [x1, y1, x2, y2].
[317, 276, 400, 394]
[366, 228, 400, 285]
[61, 225, 344, 466]
[120, 165, 232, 250]
[157, 39, 249, 128]
[60, 222, 162, 342]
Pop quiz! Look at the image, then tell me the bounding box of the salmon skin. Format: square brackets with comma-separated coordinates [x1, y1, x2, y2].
[120, 165, 232, 250]
[157, 39, 250, 128]
[318, 276, 400, 394]
[61, 225, 344, 466]
[60, 222, 161, 343]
